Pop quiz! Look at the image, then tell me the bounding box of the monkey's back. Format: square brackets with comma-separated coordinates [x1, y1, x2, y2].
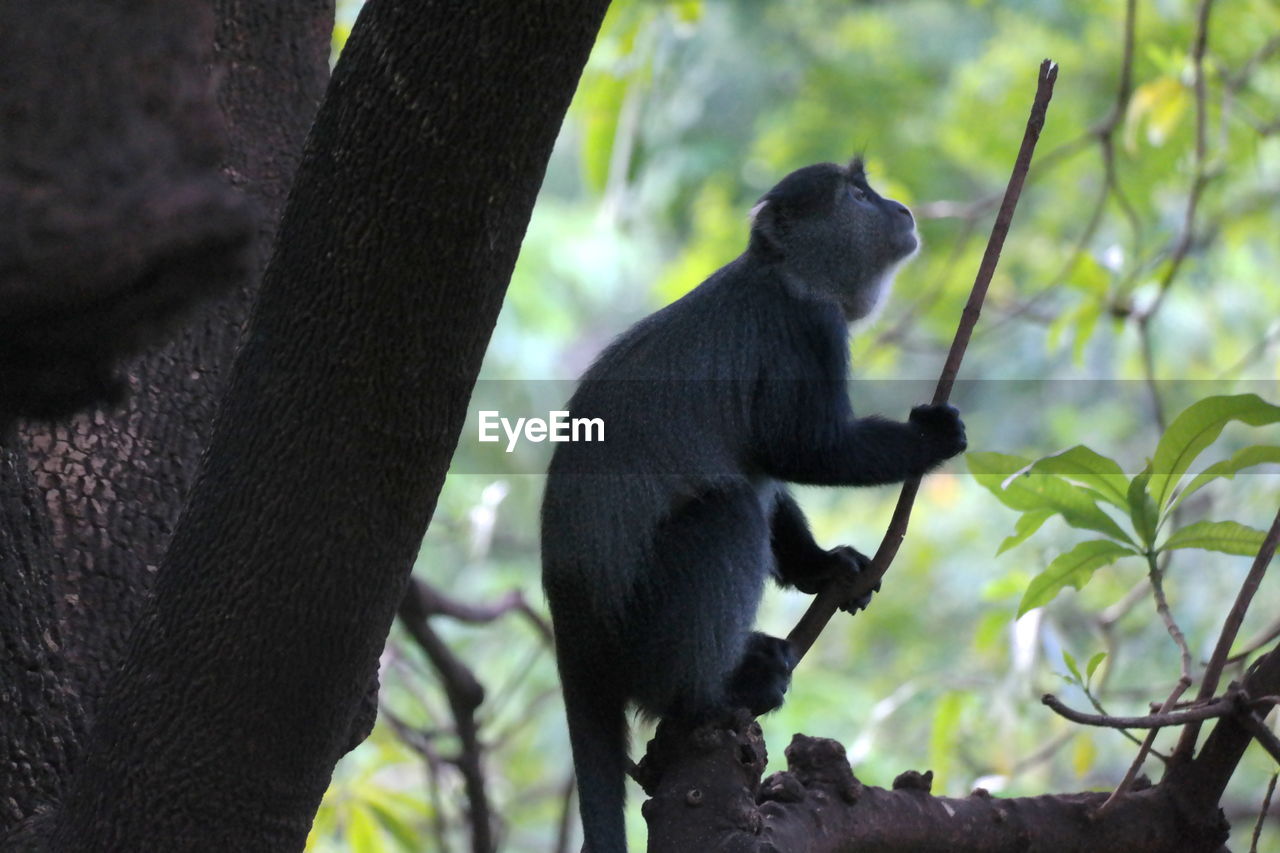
[541, 255, 850, 630]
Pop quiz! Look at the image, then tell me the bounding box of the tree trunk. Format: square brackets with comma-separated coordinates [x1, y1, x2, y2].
[1, 0, 327, 834]
[36, 1, 609, 849]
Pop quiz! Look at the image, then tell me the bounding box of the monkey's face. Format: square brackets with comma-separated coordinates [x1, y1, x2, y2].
[750, 157, 919, 322]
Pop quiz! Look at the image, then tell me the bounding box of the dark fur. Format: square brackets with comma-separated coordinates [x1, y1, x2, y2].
[541, 158, 965, 852]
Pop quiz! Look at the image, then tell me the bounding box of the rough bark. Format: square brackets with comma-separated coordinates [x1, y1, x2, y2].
[0, 0, 253, 422]
[11, 0, 331, 738]
[636, 700, 1275, 852]
[0, 430, 78, 834]
[40, 1, 610, 849]
[1, 0, 327, 836]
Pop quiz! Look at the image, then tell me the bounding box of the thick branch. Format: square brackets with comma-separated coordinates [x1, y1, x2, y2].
[641, 718, 1229, 852]
[44, 2, 610, 848]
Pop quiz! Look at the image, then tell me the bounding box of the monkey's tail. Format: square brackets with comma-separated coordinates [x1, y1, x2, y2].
[564, 676, 629, 853]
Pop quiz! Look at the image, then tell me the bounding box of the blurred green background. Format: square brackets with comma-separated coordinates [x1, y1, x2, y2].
[312, 1, 1280, 850]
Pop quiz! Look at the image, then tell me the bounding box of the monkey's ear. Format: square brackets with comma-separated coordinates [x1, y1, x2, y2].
[748, 199, 785, 259]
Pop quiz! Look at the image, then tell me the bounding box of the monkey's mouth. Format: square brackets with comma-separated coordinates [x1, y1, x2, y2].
[893, 228, 920, 261]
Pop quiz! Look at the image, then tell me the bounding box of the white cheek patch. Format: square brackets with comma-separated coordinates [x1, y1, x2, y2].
[748, 200, 768, 224]
[850, 249, 915, 329]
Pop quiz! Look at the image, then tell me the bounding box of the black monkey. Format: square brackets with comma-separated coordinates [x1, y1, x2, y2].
[541, 158, 966, 852]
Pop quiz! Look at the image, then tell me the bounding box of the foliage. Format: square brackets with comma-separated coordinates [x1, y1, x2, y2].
[315, 0, 1280, 850]
[969, 394, 1280, 616]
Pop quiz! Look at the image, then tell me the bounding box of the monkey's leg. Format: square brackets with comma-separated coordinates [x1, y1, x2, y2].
[770, 490, 878, 613]
[625, 485, 780, 721]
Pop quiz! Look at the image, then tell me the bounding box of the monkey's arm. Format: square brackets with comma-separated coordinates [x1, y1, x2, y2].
[769, 490, 831, 589]
[770, 491, 876, 612]
[758, 404, 966, 488]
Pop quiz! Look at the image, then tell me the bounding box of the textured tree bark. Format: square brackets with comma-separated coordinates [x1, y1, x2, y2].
[41, 1, 610, 849]
[639, 719, 1231, 852]
[1, 0, 327, 838]
[0, 431, 78, 834]
[0, 0, 254, 422]
[11, 0, 331, 736]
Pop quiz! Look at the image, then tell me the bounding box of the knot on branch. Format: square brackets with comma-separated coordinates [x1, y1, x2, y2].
[892, 768, 934, 793]
[784, 734, 863, 804]
[633, 712, 765, 796]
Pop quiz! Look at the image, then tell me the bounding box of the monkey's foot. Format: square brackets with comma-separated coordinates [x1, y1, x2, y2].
[824, 545, 881, 613]
[727, 633, 796, 716]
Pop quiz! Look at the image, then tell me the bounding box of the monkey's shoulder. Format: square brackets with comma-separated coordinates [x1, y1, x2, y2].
[584, 257, 845, 385]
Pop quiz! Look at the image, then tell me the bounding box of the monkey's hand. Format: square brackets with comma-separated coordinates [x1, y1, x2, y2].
[786, 545, 879, 613]
[909, 403, 967, 470]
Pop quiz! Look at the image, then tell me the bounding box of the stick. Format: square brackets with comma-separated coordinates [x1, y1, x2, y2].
[788, 59, 1059, 662]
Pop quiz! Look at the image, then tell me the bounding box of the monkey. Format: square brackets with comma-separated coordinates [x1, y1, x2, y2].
[540, 157, 966, 852]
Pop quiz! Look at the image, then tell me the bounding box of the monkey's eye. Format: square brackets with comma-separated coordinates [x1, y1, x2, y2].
[849, 185, 867, 201]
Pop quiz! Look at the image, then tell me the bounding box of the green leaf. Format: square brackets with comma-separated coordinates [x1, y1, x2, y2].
[968, 453, 1135, 545]
[997, 509, 1054, 555]
[967, 452, 1034, 508]
[1018, 539, 1137, 616]
[1160, 520, 1270, 557]
[1149, 394, 1280, 511]
[1085, 652, 1107, 685]
[1030, 445, 1130, 508]
[1062, 649, 1083, 685]
[1127, 469, 1158, 549]
[1169, 445, 1280, 513]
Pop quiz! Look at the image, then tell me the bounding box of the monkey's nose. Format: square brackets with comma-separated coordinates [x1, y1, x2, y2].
[891, 201, 913, 221]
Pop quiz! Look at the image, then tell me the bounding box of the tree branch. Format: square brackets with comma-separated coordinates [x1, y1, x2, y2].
[789, 59, 1059, 660]
[1175, 504, 1280, 760]
[1043, 690, 1245, 729]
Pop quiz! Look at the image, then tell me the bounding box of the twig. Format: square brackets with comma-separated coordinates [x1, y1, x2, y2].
[1137, 0, 1214, 357]
[1227, 617, 1280, 665]
[399, 582, 495, 853]
[788, 59, 1059, 660]
[412, 579, 554, 643]
[1096, 678, 1191, 816]
[1042, 689, 1244, 728]
[1174, 505, 1280, 760]
[1249, 773, 1278, 853]
[1147, 551, 1193, 683]
[976, 0, 1138, 343]
[1240, 713, 1280, 765]
[1136, 0, 1215, 428]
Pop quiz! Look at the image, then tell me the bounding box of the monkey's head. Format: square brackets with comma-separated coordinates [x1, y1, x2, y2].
[748, 157, 917, 322]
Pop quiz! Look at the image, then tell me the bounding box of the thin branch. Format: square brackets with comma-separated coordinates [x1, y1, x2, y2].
[1175, 505, 1280, 760]
[1139, 0, 1214, 323]
[1096, 678, 1191, 816]
[789, 59, 1059, 660]
[1042, 689, 1243, 729]
[1240, 713, 1280, 766]
[1148, 551, 1193, 683]
[1134, 0, 1215, 430]
[1227, 617, 1280, 665]
[976, 0, 1138, 343]
[399, 583, 495, 853]
[1250, 773, 1278, 853]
